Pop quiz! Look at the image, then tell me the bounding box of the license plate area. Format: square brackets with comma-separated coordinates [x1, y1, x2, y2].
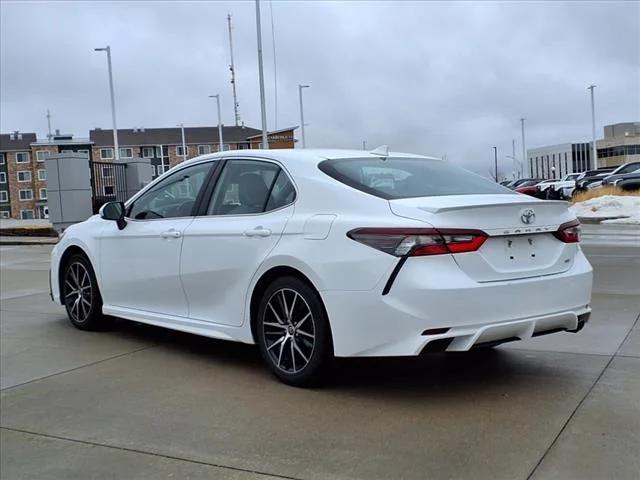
[504, 236, 538, 264]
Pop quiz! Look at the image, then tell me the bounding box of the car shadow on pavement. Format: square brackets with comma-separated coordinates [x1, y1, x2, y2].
[98, 317, 566, 399]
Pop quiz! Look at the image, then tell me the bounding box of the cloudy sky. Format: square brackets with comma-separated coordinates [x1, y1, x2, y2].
[1, 1, 638, 174]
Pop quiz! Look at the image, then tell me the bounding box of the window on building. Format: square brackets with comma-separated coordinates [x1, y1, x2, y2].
[36, 151, 49, 162]
[20, 209, 35, 219]
[150, 165, 156, 177]
[37, 169, 46, 181]
[17, 171, 32, 182]
[142, 147, 155, 158]
[102, 166, 114, 178]
[77, 149, 89, 156]
[177, 146, 187, 157]
[0, 191, 8, 202]
[39, 188, 47, 200]
[19, 189, 33, 200]
[103, 185, 115, 196]
[100, 148, 114, 160]
[0, 153, 5, 164]
[198, 145, 211, 155]
[120, 148, 133, 158]
[0, 172, 6, 183]
[0, 211, 9, 218]
[237, 143, 250, 150]
[16, 152, 30, 163]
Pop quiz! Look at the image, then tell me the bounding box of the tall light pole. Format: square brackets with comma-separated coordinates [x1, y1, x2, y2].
[177, 124, 187, 160]
[520, 118, 526, 178]
[492, 146, 498, 182]
[208, 95, 224, 151]
[588, 85, 598, 169]
[512, 139, 517, 178]
[255, 0, 269, 149]
[298, 84, 309, 148]
[94, 46, 120, 162]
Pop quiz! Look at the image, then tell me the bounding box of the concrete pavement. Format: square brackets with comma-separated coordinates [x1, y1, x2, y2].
[1, 243, 638, 479]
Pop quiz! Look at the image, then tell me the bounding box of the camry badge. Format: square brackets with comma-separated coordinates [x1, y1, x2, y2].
[520, 208, 536, 225]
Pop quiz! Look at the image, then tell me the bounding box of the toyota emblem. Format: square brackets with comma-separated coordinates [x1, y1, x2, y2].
[520, 208, 536, 225]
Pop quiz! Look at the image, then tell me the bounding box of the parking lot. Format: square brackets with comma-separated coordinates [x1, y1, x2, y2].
[1, 243, 638, 479]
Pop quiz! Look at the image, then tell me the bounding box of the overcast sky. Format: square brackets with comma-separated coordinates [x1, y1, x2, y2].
[1, 1, 638, 174]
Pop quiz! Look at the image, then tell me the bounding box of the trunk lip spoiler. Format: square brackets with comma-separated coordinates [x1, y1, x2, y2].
[390, 199, 569, 214]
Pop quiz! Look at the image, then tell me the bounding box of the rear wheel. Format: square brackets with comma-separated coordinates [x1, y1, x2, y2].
[256, 276, 332, 387]
[62, 254, 107, 330]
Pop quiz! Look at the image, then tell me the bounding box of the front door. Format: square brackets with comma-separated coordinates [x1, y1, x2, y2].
[180, 159, 297, 326]
[99, 160, 214, 317]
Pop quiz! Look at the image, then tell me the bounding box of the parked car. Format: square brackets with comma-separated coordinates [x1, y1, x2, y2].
[574, 166, 619, 194]
[516, 179, 554, 198]
[541, 173, 581, 199]
[601, 163, 640, 187]
[616, 175, 640, 191]
[506, 178, 542, 189]
[50, 149, 593, 386]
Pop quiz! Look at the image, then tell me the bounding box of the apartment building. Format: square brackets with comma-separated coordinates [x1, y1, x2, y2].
[89, 125, 297, 180]
[0, 131, 39, 219]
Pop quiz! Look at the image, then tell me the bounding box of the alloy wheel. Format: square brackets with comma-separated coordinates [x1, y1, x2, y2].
[63, 262, 93, 324]
[262, 288, 316, 374]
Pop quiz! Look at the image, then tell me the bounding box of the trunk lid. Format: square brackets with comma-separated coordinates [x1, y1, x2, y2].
[389, 194, 578, 282]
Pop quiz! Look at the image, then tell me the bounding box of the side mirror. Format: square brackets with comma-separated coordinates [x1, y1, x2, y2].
[99, 201, 127, 230]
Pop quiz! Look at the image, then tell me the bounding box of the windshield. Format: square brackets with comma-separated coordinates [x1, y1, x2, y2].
[318, 157, 514, 200]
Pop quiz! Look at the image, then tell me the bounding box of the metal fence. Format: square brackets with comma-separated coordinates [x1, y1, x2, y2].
[89, 161, 128, 214]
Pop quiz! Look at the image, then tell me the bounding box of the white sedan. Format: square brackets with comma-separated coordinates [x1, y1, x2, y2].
[51, 149, 593, 386]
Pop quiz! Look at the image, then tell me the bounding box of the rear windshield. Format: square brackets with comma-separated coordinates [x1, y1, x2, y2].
[318, 157, 514, 200]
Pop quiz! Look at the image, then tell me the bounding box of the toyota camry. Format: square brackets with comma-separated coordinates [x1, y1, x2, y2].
[51, 149, 593, 386]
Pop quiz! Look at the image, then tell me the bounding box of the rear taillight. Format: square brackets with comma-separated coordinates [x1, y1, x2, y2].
[553, 219, 581, 243]
[347, 228, 487, 257]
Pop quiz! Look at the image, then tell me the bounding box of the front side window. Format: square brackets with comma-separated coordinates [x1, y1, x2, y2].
[16, 152, 30, 163]
[100, 148, 114, 160]
[319, 158, 514, 200]
[128, 161, 213, 220]
[17, 171, 32, 182]
[207, 160, 294, 215]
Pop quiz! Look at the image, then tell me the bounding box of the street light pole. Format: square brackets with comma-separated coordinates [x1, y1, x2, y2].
[95, 46, 120, 162]
[178, 124, 186, 160]
[298, 84, 309, 148]
[520, 118, 526, 178]
[208, 95, 224, 151]
[588, 85, 598, 169]
[492, 146, 498, 182]
[255, 0, 269, 149]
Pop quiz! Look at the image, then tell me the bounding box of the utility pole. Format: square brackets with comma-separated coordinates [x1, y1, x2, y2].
[227, 14, 240, 126]
[588, 85, 598, 169]
[208, 95, 224, 150]
[46, 110, 52, 142]
[178, 124, 187, 160]
[512, 139, 517, 178]
[520, 118, 526, 178]
[269, 0, 278, 130]
[255, 0, 269, 149]
[492, 146, 498, 182]
[298, 84, 309, 148]
[362, 140, 366, 150]
[94, 46, 120, 162]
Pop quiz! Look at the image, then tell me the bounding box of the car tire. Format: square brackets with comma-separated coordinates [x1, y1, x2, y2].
[62, 254, 107, 331]
[256, 276, 333, 387]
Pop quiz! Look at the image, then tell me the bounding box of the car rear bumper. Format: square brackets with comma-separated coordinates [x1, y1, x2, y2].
[321, 250, 593, 357]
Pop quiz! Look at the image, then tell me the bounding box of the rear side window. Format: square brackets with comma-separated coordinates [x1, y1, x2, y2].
[319, 158, 513, 200]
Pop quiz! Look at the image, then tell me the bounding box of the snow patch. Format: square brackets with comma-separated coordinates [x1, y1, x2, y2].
[570, 195, 640, 225]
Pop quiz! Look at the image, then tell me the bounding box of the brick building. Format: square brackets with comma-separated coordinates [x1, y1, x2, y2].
[89, 125, 297, 180]
[0, 132, 38, 219]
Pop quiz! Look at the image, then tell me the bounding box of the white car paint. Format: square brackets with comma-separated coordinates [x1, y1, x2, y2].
[51, 149, 593, 357]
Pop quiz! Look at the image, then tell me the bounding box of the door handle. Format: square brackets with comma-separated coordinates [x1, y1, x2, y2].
[244, 226, 272, 237]
[160, 229, 182, 239]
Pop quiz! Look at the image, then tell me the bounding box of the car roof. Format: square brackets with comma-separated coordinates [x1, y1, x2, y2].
[181, 148, 440, 168]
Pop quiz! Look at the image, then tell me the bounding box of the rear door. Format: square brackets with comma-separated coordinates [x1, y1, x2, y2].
[390, 194, 577, 282]
[180, 158, 296, 326]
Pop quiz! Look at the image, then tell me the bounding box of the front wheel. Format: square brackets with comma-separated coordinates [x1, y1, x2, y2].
[62, 254, 107, 330]
[256, 276, 333, 387]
